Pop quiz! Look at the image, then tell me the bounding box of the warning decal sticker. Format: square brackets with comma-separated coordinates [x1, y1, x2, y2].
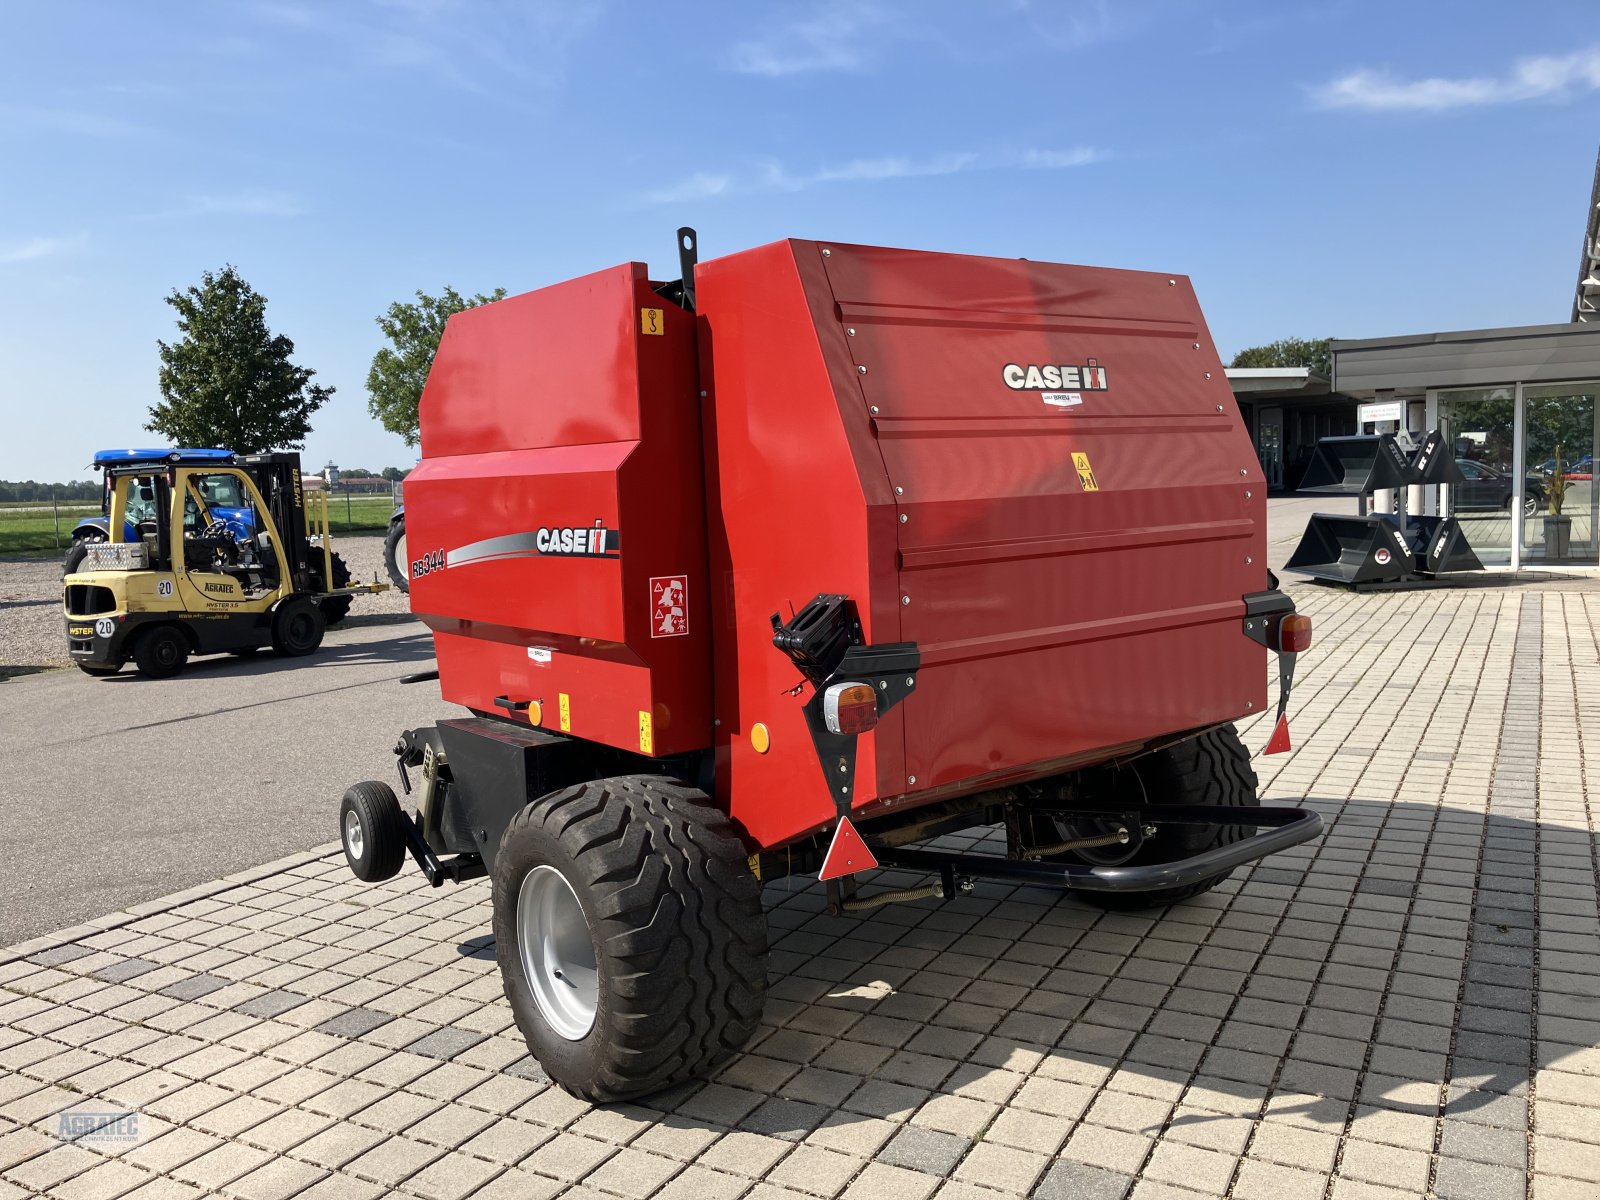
[650, 575, 689, 638]
[1072, 451, 1100, 492]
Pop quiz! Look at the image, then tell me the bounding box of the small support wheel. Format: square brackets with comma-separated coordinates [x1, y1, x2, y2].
[340, 781, 408, 882]
[133, 626, 189, 679]
[271, 597, 325, 657]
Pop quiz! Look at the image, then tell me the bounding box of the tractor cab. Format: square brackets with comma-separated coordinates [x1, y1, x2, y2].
[63, 449, 383, 678]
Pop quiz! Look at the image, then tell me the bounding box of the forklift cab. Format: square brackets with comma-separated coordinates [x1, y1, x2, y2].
[103, 466, 289, 604]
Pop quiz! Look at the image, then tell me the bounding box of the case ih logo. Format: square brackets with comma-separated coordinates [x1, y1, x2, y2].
[1002, 360, 1109, 391]
[429, 522, 622, 576]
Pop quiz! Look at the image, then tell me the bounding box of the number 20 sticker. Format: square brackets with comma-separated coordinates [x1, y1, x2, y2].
[157, 580, 174, 596]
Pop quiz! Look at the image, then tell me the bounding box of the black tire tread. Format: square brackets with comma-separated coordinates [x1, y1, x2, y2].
[493, 775, 766, 1102]
[1080, 725, 1258, 911]
[317, 549, 354, 626]
[342, 781, 407, 882]
[384, 519, 409, 593]
[132, 625, 188, 679]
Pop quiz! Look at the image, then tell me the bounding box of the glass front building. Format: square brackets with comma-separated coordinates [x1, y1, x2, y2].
[1331, 324, 1600, 569]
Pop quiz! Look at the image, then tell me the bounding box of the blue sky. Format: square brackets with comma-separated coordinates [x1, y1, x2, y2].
[3, 0, 1598, 483]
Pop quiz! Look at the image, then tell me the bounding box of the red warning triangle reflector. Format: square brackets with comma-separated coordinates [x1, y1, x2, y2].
[1265, 714, 1292, 756]
[819, 816, 879, 881]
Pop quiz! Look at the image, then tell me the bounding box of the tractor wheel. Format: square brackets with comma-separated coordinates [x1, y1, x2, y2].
[1031, 725, 1259, 911]
[132, 625, 189, 679]
[491, 775, 767, 1102]
[318, 551, 354, 627]
[384, 518, 409, 594]
[62, 536, 101, 577]
[340, 781, 408, 882]
[271, 598, 325, 657]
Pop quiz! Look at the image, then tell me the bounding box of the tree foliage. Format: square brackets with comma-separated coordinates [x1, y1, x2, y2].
[1230, 337, 1332, 376]
[146, 265, 332, 453]
[367, 286, 506, 446]
[0, 480, 99, 503]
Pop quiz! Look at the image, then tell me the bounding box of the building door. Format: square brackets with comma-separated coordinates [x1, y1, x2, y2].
[1521, 382, 1599, 563]
[1257, 406, 1283, 490]
[1437, 387, 1516, 565]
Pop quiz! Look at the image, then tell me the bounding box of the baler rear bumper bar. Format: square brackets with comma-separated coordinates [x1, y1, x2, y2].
[867, 804, 1322, 893]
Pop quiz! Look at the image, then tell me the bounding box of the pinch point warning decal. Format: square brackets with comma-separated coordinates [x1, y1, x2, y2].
[1072, 451, 1100, 492]
[651, 575, 689, 638]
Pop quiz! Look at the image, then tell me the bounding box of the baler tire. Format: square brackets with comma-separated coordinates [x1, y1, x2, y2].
[384, 519, 409, 594]
[1049, 725, 1259, 911]
[491, 775, 767, 1103]
[340, 781, 408, 882]
[132, 625, 189, 679]
[318, 551, 354, 627]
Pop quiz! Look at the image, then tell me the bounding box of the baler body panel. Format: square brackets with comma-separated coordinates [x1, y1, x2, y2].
[700, 240, 1267, 848]
[408, 263, 712, 757]
[408, 239, 1268, 855]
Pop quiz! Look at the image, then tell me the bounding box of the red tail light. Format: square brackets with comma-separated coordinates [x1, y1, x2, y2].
[823, 682, 879, 735]
[1280, 614, 1313, 653]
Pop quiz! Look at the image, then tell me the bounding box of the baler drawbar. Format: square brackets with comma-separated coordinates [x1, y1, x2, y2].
[337, 229, 1319, 1101]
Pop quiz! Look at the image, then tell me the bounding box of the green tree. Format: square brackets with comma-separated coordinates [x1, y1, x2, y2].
[381, 466, 409, 481]
[146, 265, 332, 452]
[1230, 337, 1332, 376]
[367, 286, 506, 446]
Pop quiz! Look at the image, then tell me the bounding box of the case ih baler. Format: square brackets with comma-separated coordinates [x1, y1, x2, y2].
[339, 232, 1319, 1101]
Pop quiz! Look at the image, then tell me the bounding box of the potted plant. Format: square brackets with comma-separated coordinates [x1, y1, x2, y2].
[1544, 444, 1572, 560]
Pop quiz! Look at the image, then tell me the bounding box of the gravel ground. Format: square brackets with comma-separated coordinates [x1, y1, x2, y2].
[0, 533, 409, 673]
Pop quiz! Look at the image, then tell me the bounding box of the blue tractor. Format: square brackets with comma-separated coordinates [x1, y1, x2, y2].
[67, 448, 355, 625]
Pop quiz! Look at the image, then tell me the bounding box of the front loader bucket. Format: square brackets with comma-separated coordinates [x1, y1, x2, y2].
[1408, 430, 1466, 486]
[1284, 513, 1412, 584]
[1297, 435, 1416, 495]
[1405, 515, 1484, 576]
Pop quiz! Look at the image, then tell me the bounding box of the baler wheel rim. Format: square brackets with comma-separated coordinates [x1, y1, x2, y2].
[343, 809, 364, 861]
[516, 865, 599, 1041]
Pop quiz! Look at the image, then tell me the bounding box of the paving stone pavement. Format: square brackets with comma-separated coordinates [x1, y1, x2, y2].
[3, 581, 1600, 1200]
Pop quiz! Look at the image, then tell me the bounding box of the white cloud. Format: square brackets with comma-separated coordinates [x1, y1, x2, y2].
[727, 3, 890, 76]
[248, 0, 604, 90]
[0, 233, 89, 264]
[640, 173, 732, 206]
[766, 152, 980, 190]
[638, 146, 1106, 205]
[1020, 147, 1108, 169]
[1312, 46, 1600, 112]
[147, 191, 306, 220]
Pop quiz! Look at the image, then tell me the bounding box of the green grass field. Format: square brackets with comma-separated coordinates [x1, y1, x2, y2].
[0, 495, 391, 554]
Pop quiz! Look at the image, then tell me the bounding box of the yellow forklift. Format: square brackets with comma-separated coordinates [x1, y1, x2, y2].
[64, 449, 384, 678]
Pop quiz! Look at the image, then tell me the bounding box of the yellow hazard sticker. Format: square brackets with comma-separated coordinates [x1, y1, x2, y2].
[1072, 451, 1100, 491]
[558, 693, 571, 732]
[639, 710, 654, 755]
[748, 854, 762, 881]
[640, 307, 665, 336]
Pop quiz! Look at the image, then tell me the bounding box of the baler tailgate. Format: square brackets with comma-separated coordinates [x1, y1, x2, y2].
[819, 245, 1267, 795]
